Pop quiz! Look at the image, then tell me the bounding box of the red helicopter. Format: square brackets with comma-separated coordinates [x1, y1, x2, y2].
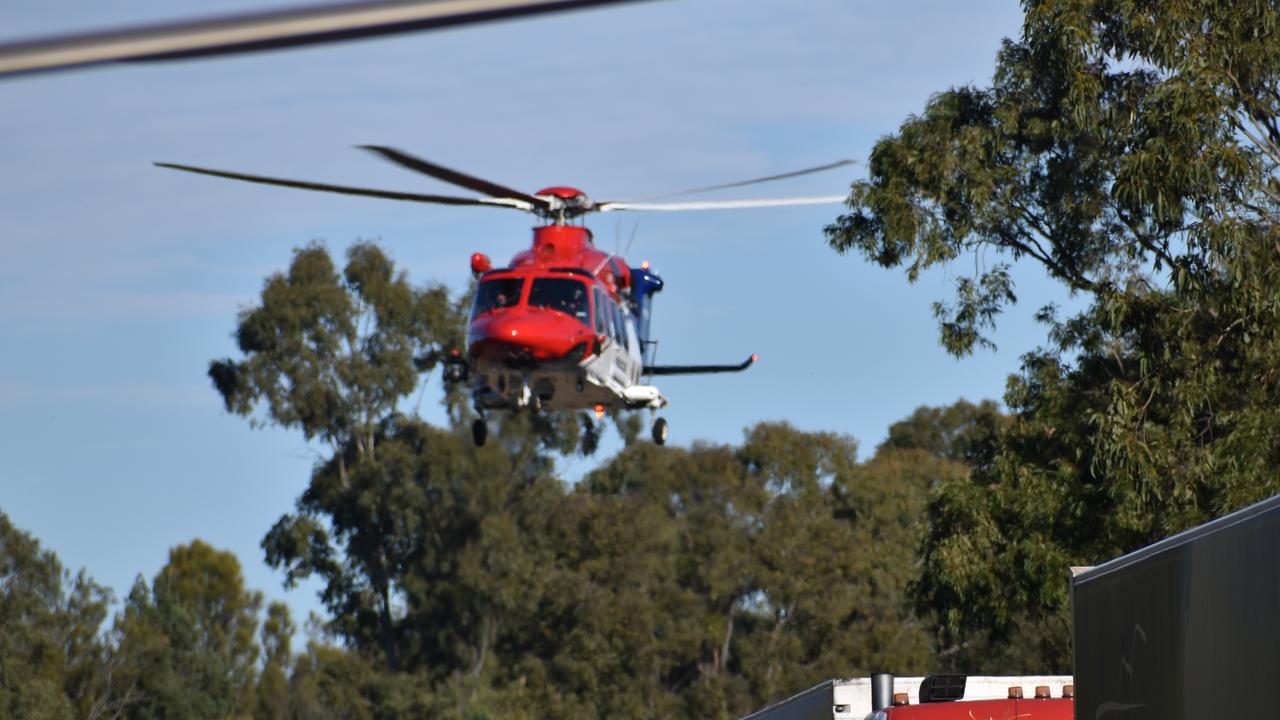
[157, 146, 850, 446]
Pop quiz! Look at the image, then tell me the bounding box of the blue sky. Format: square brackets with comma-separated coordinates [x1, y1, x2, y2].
[1, 0, 1069, 625]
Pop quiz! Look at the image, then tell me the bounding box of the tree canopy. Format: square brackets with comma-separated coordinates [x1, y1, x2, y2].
[0, 512, 113, 720]
[0, 390, 974, 719]
[827, 0, 1280, 670]
[190, 240, 970, 718]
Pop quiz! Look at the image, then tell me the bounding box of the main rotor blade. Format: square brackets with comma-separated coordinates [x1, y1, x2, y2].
[0, 0, 657, 79]
[360, 145, 550, 210]
[154, 162, 535, 210]
[616, 159, 856, 202]
[598, 196, 848, 212]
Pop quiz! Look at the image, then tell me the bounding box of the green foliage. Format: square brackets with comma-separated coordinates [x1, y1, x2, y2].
[284, 638, 441, 720]
[254, 603, 293, 720]
[880, 399, 1005, 463]
[5, 392, 999, 719]
[114, 541, 263, 720]
[553, 423, 940, 718]
[262, 414, 566, 677]
[826, 0, 1279, 355]
[209, 242, 461, 454]
[828, 0, 1280, 670]
[0, 511, 113, 720]
[255, 418, 943, 718]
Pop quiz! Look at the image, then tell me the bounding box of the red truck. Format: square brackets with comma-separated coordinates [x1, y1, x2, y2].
[871, 674, 1072, 720]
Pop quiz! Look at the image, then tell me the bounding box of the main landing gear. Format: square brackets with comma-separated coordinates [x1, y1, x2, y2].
[651, 417, 668, 446]
[472, 411, 665, 448]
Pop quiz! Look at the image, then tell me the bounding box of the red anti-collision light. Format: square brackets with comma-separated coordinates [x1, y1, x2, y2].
[470, 252, 492, 274]
[594, 404, 604, 419]
[751, 354, 759, 362]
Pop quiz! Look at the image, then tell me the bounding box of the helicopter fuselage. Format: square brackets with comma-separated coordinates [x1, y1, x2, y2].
[464, 220, 661, 414]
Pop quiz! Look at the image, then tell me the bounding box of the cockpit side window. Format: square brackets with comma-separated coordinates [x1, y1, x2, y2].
[472, 277, 523, 317]
[529, 277, 589, 324]
[593, 288, 607, 335]
[612, 302, 629, 350]
[603, 298, 617, 340]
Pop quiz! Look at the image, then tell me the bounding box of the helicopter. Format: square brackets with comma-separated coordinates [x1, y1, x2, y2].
[156, 145, 851, 446]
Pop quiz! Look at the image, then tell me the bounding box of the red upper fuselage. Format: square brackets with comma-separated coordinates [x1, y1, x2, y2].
[466, 215, 632, 366]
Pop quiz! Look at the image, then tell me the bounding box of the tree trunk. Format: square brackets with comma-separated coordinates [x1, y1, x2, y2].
[377, 574, 399, 672]
[713, 610, 735, 675]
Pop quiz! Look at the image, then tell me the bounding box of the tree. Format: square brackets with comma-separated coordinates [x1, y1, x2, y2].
[879, 399, 1004, 463]
[390, 416, 567, 684]
[261, 411, 569, 685]
[826, 0, 1278, 356]
[114, 540, 263, 720]
[0, 510, 116, 720]
[210, 242, 460, 463]
[844, 446, 960, 670]
[287, 637, 384, 720]
[559, 422, 940, 719]
[254, 602, 293, 720]
[825, 0, 1280, 669]
[211, 241, 457, 669]
[216, 243, 603, 680]
[733, 423, 914, 701]
[564, 441, 747, 719]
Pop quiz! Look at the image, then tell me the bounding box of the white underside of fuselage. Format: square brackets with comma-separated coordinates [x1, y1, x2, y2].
[471, 339, 665, 413]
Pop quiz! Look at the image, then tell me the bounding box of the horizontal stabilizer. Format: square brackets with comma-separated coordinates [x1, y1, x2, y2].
[645, 354, 756, 376]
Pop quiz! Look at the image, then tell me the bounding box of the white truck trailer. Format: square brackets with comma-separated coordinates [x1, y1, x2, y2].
[739, 674, 1073, 720]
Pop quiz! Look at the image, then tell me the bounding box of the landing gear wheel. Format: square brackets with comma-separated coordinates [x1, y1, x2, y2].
[652, 417, 669, 446]
[472, 418, 488, 447]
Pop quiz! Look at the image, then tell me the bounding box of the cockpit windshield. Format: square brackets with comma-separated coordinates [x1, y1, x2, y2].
[528, 277, 589, 324]
[472, 277, 523, 317]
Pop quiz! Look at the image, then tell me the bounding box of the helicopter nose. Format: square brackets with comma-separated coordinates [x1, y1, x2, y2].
[468, 310, 592, 362]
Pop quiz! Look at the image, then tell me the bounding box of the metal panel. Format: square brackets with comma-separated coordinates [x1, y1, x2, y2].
[1072, 494, 1280, 720]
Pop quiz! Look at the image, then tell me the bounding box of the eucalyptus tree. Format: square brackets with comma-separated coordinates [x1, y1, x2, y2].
[559, 422, 940, 719]
[213, 242, 585, 684]
[210, 242, 460, 466]
[826, 0, 1280, 668]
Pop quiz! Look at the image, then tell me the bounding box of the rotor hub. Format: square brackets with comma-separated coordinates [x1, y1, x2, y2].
[534, 186, 593, 222]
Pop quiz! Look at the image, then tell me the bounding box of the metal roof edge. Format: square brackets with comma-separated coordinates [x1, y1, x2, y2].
[739, 679, 838, 720]
[1073, 492, 1280, 585]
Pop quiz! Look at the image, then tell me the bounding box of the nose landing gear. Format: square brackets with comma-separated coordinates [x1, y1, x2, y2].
[651, 417, 668, 446]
